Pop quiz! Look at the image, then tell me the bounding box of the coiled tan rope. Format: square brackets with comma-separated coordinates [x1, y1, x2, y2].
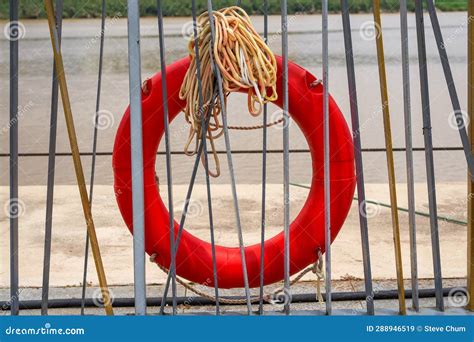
[150, 253, 324, 307]
[179, 6, 278, 177]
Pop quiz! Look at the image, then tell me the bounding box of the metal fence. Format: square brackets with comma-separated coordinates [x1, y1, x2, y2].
[4, 0, 474, 316]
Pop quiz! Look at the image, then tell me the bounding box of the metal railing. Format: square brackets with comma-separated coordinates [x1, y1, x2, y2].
[4, 0, 474, 316]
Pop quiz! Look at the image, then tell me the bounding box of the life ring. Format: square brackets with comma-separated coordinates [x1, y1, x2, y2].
[113, 56, 355, 289]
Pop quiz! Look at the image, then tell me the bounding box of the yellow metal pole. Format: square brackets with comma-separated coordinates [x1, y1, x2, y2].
[44, 0, 114, 315]
[372, 0, 406, 315]
[467, 0, 474, 311]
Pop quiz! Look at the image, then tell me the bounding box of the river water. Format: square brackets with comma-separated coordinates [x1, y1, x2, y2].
[0, 12, 470, 185]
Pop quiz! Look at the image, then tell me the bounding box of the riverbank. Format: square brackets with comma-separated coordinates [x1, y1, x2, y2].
[0, 0, 466, 20]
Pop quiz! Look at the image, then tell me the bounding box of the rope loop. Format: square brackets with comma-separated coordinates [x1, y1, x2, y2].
[150, 250, 323, 308]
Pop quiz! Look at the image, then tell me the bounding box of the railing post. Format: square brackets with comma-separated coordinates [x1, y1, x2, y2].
[468, 0, 474, 312]
[9, 0, 20, 316]
[281, 0, 291, 316]
[322, 0, 332, 316]
[42, 0, 63, 316]
[340, 0, 374, 315]
[126, 0, 147, 316]
[372, 0, 406, 315]
[400, 0, 419, 312]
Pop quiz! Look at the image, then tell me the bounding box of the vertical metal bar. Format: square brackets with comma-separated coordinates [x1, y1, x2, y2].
[191, 0, 220, 315]
[468, 0, 474, 312]
[372, 0, 406, 315]
[400, 0, 419, 312]
[126, 0, 146, 316]
[158, 101, 214, 314]
[158, 102, 216, 313]
[322, 0, 331, 316]
[415, 0, 444, 311]
[156, 0, 177, 315]
[9, 0, 19, 317]
[340, 0, 374, 316]
[281, 0, 291, 316]
[41, 0, 63, 316]
[44, 0, 113, 316]
[201, 122, 220, 315]
[258, 0, 269, 316]
[425, 0, 474, 178]
[158, 5, 223, 318]
[81, 0, 106, 315]
[206, 0, 252, 315]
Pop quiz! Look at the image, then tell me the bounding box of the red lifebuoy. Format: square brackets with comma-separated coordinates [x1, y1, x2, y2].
[113, 57, 355, 289]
